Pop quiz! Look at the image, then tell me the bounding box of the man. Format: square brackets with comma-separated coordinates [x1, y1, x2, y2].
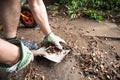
[0, 0, 65, 73]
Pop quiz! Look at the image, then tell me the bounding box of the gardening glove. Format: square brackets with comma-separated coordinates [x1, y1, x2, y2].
[43, 32, 66, 50]
[0, 39, 34, 73]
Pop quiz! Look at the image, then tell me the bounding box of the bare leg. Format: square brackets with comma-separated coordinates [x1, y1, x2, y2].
[0, 0, 21, 38]
[28, 0, 52, 35]
[0, 38, 20, 66]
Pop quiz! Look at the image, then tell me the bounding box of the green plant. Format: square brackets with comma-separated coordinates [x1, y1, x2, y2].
[50, 0, 120, 21]
[83, 9, 105, 22]
[66, 0, 80, 19]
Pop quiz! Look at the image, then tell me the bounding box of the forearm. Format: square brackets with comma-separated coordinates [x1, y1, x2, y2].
[28, 0, 51, 35]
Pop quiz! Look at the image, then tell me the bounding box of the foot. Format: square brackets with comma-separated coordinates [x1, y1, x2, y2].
[21, 39, 39, 50]
[5, 37, 39, 50]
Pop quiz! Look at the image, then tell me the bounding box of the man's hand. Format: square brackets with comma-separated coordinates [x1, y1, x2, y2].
[43, 32, 66, 50]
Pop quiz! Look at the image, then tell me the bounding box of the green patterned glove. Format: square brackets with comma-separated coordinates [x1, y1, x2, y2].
[43, 32, 66, 50]
[1, 39, 34, 73]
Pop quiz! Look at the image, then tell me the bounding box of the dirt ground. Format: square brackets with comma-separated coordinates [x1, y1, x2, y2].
[0, 16, 120, 80]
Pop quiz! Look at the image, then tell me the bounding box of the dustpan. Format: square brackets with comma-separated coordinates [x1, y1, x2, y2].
[31, 47, 70, 63]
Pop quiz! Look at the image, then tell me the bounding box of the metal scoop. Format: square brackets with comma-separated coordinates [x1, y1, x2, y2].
[31, 47, 70, 63]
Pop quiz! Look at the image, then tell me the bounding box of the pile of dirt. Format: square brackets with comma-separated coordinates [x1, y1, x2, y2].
[40, 42, 71, 53]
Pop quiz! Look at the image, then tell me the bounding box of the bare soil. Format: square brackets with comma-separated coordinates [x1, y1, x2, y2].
[0, 16, 120, 80]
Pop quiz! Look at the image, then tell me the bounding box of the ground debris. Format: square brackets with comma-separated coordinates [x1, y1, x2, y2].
[78, 36, 120, 80]
[79, 52, 120, 80]
[24, 63, 45, 80]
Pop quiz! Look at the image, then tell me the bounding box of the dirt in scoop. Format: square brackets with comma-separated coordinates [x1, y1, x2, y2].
[40, 42, 71, 53]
